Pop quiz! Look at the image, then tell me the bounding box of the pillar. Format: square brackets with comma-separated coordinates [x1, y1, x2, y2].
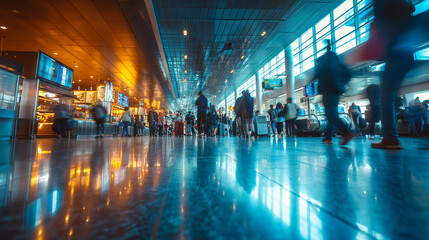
[224, 97, 227, 116]
[285, 45, 295, 102]
[255, 72, 263, 112]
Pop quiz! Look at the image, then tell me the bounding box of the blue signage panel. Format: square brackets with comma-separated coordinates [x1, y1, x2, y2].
[117, 92, 129, 107]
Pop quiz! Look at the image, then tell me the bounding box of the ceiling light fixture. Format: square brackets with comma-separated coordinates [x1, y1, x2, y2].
[183, 30, 188, 36]
[0, 26, 7, 30]
[53, 52, 58, 55]
[90, 76, 94, 78]
[78, 79, 81, 82]
[75, 65, 78, 68]
[241, 55, 244, 59]
[225, 80, 228, 83]
[184, 55, 187, 59]
[261, 31, 266, 36]
[184, 70, 187, 73]
[230, 70, 234, 73]
[183, 79, 187, 82]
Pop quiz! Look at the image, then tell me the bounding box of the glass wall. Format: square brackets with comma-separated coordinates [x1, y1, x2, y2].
[292, 0, 376, 73]
[258, 50, 286, 82]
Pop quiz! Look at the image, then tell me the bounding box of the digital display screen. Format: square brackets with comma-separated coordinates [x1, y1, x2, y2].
[117, 92, 129, 107]
[264, 79, 283, 89]
[37, 52, 73, 89]
[305, 81, 318, 97]
[298, 109, 306, 116]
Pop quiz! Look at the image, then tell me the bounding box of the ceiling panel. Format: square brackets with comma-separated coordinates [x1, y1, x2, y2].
[0, 0, 174, 109]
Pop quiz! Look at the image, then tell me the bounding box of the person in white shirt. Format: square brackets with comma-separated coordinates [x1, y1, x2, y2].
[284, 98, 300, 137]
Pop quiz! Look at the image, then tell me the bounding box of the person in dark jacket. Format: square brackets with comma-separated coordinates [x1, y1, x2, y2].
[371, 0, 415, 149]
[148, 107, 158, 137]
[366, 84, 381, 140]
[238, 90, 254, 138]
[268, 104, 278, 137]
[315, 40, 354, 145]
[195, 91, 208, 136]
[93, 101, 107, 138]
[275, 102, 285, 137]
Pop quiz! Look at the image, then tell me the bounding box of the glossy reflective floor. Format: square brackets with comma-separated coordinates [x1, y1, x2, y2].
[0, 136, 428, 239]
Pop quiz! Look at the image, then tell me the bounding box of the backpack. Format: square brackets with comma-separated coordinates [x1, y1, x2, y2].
[278, 108, 286, 117]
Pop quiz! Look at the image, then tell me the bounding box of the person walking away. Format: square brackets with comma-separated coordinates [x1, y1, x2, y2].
[134, 116, 143, 136]
[407, 98, 426, 137]
[93, 101, 107, 138]
[276, 103, 285, 137]
[371, 0, 415, 149]
[348, 102, 362, 135]
[315, 40, 354, 145]
[120, 107, 132, 137]
[238, 90, 254, 138]
[148, 107, 158, 137]
[158, 111, 164, 136]
[284, 98, 299, 137]
[366, 84, 381, 140]
[268, 105, 278, 137]
[195, 91, 208, 137]
[53, 103, 72, 138]
[234, 91, 245, 137]
[185, 112, 192, 136]
[191, 112, 196, 135]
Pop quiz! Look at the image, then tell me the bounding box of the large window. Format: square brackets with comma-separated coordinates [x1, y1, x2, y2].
[259, 50, 286, 85]
[237, 75, 256, 98]
[291, 0, 376, 73]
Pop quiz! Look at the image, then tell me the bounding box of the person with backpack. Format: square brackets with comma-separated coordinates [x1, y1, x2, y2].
[268, 104, 278, 137]
[276, 102, 285, 137]
[93, 101, 107, 138]
[284, 98, 299, 137]
[315, 40, 354, 145]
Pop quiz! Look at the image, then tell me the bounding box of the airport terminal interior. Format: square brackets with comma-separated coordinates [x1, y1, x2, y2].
[0, 0, 429, 239]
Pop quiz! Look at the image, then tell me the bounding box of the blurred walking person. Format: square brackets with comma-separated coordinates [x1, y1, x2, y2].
[371, 0, 415, 149]
[366, 84, 381, 140]
[120, 107, 132, 137]
[284, 98, 299, 137]
[268, 104, 278, 137]
[148, 107, 158, 137]
[315, 40, 354, 145]
[195, 91, 208, 137]
[275, 103, 285, 137]
[158, 111, 164, 136]
[237, 90, 254, 138]
[93, 101, 107, 138]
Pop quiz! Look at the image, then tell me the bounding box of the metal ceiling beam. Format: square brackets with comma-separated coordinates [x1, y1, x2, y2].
[144, 0, 178, 111]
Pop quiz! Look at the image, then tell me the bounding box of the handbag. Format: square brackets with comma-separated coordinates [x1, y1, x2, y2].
[118, 121, 123, 127]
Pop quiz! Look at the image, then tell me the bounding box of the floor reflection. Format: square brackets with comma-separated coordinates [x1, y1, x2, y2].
[0, 137, 427, 239]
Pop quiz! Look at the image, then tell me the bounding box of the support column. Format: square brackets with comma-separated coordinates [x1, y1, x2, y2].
[285, 46, 296, 102]
[224, 97, 227, 116]
[255, 72, 263, 112]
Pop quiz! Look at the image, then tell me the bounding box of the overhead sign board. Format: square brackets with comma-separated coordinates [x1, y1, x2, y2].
[263, 78, 283, 89]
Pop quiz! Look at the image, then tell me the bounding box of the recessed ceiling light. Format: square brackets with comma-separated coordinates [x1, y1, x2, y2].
[90, 76, 94, 78]
[78, 79, 81, 82]
[261, 31, 266, 36]
[230, 70, 234, 73]
[225, 80, 228, 83]
[241, 55, 244, 59]
[183, 30, 188, 36]
[184, 55, 187, 59]
[184, 70, 187, 73]
[75, 65, 78, 68]
[53, 52, 58, 55]
[0, 26, 7, 30]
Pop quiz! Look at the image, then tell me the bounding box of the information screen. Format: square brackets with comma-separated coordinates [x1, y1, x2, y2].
[305, 81, 319, 97]
[37, 52, 73, 89]
[117, 92, 129, 107]
[264, 79, 283, 89]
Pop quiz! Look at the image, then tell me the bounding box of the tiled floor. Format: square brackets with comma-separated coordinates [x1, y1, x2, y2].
[0, 136, 428, 239]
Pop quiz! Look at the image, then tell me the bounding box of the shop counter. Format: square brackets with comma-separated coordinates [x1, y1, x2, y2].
[72, 119, 121, 136]
[0, 109, 15, 141]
